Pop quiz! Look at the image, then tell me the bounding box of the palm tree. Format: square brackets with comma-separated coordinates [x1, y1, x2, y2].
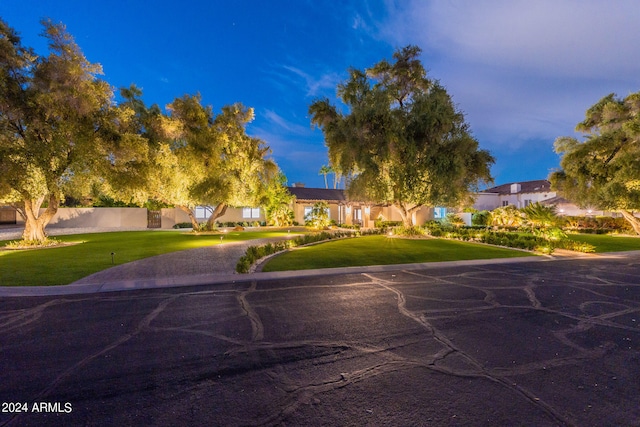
[490, 205, 523, 228]
[319, 165, 332, 189]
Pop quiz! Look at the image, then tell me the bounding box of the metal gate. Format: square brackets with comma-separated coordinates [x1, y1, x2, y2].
[147, 210, 161, 228]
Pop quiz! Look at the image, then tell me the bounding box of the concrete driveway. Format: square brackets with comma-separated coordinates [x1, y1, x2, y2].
[0, 255, 639, 426]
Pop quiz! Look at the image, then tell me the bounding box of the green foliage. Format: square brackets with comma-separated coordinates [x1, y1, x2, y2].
[393, 226, 426, 237]
[262, 171, 294, 226]
[551, 91, 640, 234]
[309, 45, 494, 226]
[521, 202, 559, 230]
[562, 215, 631, 233]
[490, 205, 523, 228]
[471, 210, 491, 226]
[444, 213, 465, 227]
[0, 19, 144, 242]
[4, 237, 61, 249]
[305, 201, 331, 229]
[117, 90, 278, 230]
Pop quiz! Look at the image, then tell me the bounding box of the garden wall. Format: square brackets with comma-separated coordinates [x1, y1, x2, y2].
[25, 208, 149, 228]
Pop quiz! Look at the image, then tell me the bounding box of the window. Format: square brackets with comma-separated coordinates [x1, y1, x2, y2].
[502, 201, 509, 207]
[303, 206, 313, 219]
[434, 207, 447, 219]
[242, 207, 261, 219]
[195, 206, 212, 219]
[304, 206, 330, 220]
[524, 199, 532, 207]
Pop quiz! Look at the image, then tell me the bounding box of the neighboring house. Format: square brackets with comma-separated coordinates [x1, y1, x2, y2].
[474, 180, 556, 211]
[473, 179, 621, 217]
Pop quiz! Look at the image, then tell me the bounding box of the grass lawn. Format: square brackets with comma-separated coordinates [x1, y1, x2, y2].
[0, 229, 294, 287]
[262, 235, 535, 272]
[567, 233, 640, 253]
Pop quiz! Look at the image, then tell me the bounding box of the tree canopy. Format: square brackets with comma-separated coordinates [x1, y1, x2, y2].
[308, 45, 494, 226]
[550, 91, 640, 234]
[0, 19, 145, 241]
[0, 17, 278, 241]
[117, 88, 276, 230]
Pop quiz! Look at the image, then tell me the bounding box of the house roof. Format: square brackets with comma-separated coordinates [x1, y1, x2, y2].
[287, 187, 346, 202]
[482, 179, 552, 195]
[539, 196, 572, 205]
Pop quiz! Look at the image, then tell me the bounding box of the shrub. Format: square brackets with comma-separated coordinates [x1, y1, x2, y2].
[394, 226, 426, 237]
[172, 222, 193, 229]
[471, 210, 491, 226]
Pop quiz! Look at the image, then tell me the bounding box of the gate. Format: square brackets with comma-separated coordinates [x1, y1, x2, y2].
[147, 210, 161, 228]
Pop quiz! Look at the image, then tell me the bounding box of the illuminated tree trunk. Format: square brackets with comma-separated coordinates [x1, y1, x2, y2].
[177, 205, 200, 230]
[18, 194, 59, 242]
[619, 210, 640, 235]
[395, 203, 421, 227]
[206, 204, 228, 229]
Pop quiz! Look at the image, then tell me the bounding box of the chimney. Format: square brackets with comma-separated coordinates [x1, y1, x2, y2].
[510, 183, 521, 193]
[292, 182, 305, 188]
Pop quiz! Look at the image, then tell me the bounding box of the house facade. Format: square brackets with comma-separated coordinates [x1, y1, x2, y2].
[473, 179, 621, 217]
[473, 180, 556, 210]
[287, 186, 434, 227]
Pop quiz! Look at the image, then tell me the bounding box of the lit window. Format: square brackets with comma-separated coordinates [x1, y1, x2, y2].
[242, 207, 261, 219]
[434, 207, 447, 219]
[195, 206, 212, 219]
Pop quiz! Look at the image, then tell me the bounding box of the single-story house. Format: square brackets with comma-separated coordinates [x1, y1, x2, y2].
[286, 185, 434, 227]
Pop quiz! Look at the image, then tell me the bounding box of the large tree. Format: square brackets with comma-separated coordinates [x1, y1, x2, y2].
[309, 46, 494, 226]
[0, 19, 144, 242]
[118, 89, 276, 230]
[550, 92, 640, 234]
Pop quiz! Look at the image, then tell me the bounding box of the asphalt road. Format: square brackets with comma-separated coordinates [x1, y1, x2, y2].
[1, 255, 639, 426]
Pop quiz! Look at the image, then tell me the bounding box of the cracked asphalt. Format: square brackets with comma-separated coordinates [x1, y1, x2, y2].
[1, 255, 639, 426]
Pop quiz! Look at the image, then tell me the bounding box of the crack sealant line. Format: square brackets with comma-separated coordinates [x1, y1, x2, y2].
[363, 273, 575, 427]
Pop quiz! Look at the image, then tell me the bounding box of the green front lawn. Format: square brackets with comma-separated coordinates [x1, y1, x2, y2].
[0, 230, 294, 287]
[567, 233, 640, 253]
[261, 235, 535, 272]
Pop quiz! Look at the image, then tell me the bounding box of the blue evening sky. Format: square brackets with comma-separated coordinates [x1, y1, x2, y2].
[1, 0, 639, 189]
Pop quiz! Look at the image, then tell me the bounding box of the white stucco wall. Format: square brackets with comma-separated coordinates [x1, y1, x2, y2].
[37, 208, 148, 228]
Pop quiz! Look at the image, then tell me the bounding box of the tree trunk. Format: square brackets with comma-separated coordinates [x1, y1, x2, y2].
[177, 205, 200, 230]
[206, 204, 228, 229]
[19, 193, 59, 243]
[394, 203, 424, 227]
[619, 209, 640, 235]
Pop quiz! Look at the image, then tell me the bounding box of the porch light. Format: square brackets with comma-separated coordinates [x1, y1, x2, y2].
[364, 206, 371, 215]
[345, 205, 352, 214]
